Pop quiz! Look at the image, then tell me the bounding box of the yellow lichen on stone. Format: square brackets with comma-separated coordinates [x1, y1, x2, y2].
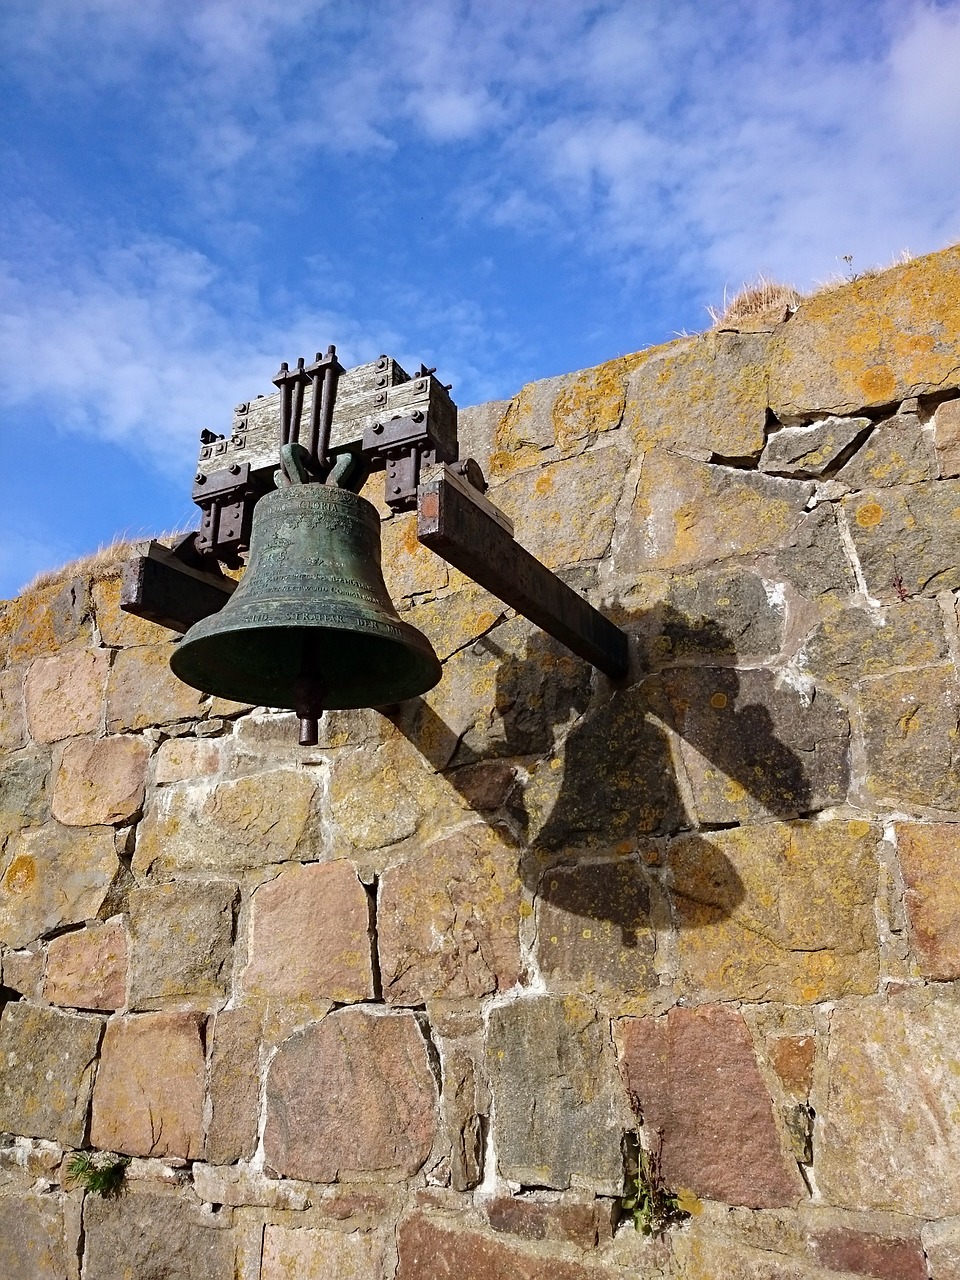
[669, 820, 879, 1003]
[771, 243, 960, 416]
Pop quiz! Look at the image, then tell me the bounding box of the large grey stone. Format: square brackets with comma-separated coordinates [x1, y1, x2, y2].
[0, 746, 51, 844]
[760, 416, 871, 477]
[83, 1190, 236, 1280]
[517, 680, 687, 851]
[487, 995, 631, 1194]
[535, 860, 658, 1011]
[0, 1193, 70, 1280]
[652, 667, 849, 825]
[128, 880, 238, 1008]
[630, 568, 784, 666]
[835, 412, 936, 488]
[859, 665, 960, 809]
[844, 479, 960, 600]
[0, 1001, 102, 1145]
[775, 503, 858, 601]
[801, 600, 947, 689]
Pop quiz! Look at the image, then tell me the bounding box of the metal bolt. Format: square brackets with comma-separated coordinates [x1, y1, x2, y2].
[372, 421, 383, 433]
[229, 463, 241, 475]
[195, 472, 206, 484]
[411, 409, 424, 423]
[235, 402, 248, 413]
[392, 485, 401, 495]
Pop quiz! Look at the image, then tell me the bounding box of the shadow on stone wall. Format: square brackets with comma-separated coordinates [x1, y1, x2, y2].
[389, 607, 848, 936]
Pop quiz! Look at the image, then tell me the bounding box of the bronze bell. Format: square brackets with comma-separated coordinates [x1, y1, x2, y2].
[170, 483, 441, 741]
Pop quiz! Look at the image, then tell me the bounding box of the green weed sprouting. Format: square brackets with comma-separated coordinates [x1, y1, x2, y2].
[619, 1127, 700, 1236]
[65, 1150, 130, 1198]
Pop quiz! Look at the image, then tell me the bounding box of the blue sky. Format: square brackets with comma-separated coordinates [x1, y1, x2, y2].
[2, 0, 959, 599]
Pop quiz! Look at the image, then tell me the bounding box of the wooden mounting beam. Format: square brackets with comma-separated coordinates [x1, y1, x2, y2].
[416, 466, 629, 679]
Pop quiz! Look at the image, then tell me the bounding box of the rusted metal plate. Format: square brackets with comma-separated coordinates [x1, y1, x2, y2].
[120, 542, 236, 634]
[416, 472, 629, 679]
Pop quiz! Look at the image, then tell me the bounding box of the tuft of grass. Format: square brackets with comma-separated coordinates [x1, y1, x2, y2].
[707, 275, 802, 329]
[24, 529, 191, 594]
[65, 1150, 130, 1198]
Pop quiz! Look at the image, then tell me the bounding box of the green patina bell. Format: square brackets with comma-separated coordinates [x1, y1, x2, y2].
[170, 484, 441, 738]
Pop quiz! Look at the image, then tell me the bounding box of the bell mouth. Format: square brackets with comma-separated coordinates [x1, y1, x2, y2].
[170, 618, 442, 711]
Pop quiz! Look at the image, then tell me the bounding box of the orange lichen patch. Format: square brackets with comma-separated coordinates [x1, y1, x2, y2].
[709, 692, 728, 709]
[855, 502, 884, 528]
[2, 854, 36, 893]
[768, 1034, 816, 1098]
[551, 352, 644, 451]
[771, 242, 960, 417]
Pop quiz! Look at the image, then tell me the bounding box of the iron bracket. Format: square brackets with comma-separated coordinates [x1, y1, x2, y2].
[120, 538, 236, 634]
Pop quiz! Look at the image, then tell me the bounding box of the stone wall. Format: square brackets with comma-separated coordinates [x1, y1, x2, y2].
[1, 245, 960, 1278]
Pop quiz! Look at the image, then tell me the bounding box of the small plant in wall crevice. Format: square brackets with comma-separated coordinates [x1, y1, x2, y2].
[65, 1150, 130, 1198]
[619, 1127, 700, 1236]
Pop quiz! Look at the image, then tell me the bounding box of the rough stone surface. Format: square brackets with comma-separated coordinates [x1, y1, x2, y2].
[0, 668, 26, 750]
[193, 1163, 310, 1209]
[134, 768, 319, 873]
[626, 330, 770, 459]
[671, 1229, 828, 1280]
[760, 416, 871, 476]
[0, 821, 118, 948]
[0, 745, 51, 843]
[629, 568, 784, 665]
[922, 1218, 960, 1280]
[1, 943, 44, 997]
[0, 1001, 102, 1144]
[653, 667, 850, 825]
[153, 735, 222, 784]
[440, 1043, 485, 1191]
[535, 860, 658, 1009]
[934, 397, 960, 477]
[487, 996, 631, 1194]
[0, 1194, 69, 1280]
[835, 413, 937, 488]
[83, 1191, 236, 1280]
[264, 1008, 438, 1183]
[807, 1226, 927, 1280]
[92, 572, 170, 648]
[517, 679, 686, 850]
[44, 918, 127, 1009]
[378, 825, 521, 1004]
[397, 1212, 611, 1280]
[90, 1012, 206, 1159]
[768, 1035, 816, 1098]
[2, 576, 90, 665]
[261, 1225, 384, 1280]
[106, 643, 207, 731]
[818, 995, 960, 1216]
[129, 879, 238, 1007]
[52, 733, 150, 826]
[622, 450, 812, 573]
[775, 502, 858, 600]
[493, 447, 628, 570]
[485, 1196, 612, 1249]
[381, 509, 449, 602]
[242, 861, 373, 1004]
[859, 665, 960, 809]
[668, 820, 879, 1003]
[619, 1005, 803, 1208]
[769, 244, 960, 416]
[801, 600, 947, 688]
[844, 479, 960, 600]
[24, 648, 110, 743]
[896, 823, 960, 978]
[206, 1006, 262, 1164]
